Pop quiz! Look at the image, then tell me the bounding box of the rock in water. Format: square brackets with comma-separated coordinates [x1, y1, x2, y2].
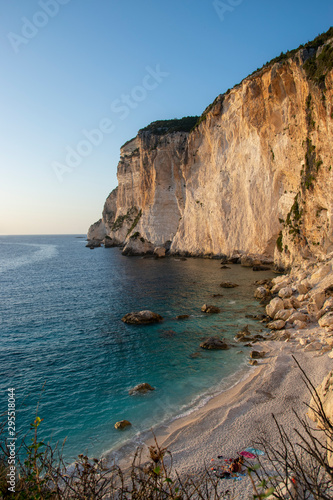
[176, 314, 190, 320]
[129, 383, 155, 395]
[200, 337, 229, 350]
[121, 310, 163, 324]
[220, 281, 239, 288]
[250, 350, 266, 359]
[154, 246, 166, 258]
[201, 304, 221, 314]
[114, 420, 131, 430]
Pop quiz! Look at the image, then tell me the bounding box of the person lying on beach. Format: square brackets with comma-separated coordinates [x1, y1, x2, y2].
[229, 456, 244, 473]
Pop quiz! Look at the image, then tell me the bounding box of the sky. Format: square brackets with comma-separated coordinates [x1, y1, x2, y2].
[0, 0, 332, 235]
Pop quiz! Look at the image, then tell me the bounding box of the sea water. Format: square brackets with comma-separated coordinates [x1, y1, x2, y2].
[0, 235, 273, 462]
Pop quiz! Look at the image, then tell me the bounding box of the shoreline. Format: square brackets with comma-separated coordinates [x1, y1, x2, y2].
[101, 255, 333, 496]
[111, 337, 332, 496]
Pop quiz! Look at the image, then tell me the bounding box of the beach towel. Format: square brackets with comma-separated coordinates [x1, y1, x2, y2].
[245, 447, 265, 456]
[239, 450, 256, 459]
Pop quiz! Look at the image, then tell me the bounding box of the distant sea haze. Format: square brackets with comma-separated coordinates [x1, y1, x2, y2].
[0, 235, 273, 461]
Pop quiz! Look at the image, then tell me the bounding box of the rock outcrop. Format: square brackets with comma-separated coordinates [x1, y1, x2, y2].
[88, 29, 333, 267]
[200, 337, 229, 350]
[114, 420, 131, 430]
[121, 310, 163, 325]
[129, 383, 155, 395]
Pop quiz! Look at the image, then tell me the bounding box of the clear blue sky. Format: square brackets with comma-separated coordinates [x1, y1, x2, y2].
[0, 0, 332, 234]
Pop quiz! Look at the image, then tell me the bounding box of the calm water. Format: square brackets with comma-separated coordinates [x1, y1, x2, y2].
[0, 235, 273, 462]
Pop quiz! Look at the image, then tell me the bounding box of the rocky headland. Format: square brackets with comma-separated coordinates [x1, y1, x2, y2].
[88, 28, 333, 273]
[91, 29, 333, 495]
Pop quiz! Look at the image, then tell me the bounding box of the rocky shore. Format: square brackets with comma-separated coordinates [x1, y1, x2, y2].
[255, 252, 333, 355]
[109, 254, 333, 498]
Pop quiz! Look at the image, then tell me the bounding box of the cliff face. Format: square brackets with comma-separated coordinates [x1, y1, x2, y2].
[88, 31, 333, 266]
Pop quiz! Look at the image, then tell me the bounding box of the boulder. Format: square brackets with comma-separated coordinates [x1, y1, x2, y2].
[129, 383, 155, 395]
[318, 312, 333, 329]
[220, 281, 239, 288]
[254, 279, 272, 287]
[297, 281, 311, 295]
[284, 297, 301, 310]
[228, 251, 243, 264]
[154, 247, 166, 258]
[318, 298, 333, 319]
[114, 420, 131, 430]
[200, 337, 229, 350]
[271, 331, 291, 341]
[122, 239, 154, 256]
[253, 265, 271, 271]
[271, 278, 291, 294]
[241, 255, 260, 267]
[176, 314, 190, 320]
[122, 310, 163, 324]
[271, 275, 289, 286]
[267, 320, 286, 330]
[288, 311, 308, 324]
[201, 304, 221, 314]
[221, 265, 231, 269]
[266, 297, 284, 319]
[235, 325, 254, 342]
[293, 320, 307, 330]
[254, 286, 270, 300]
[275, 308, 295, 321]
[250, 350, 266, 359]
[249, 359, 258, 366]
[278, 287, 293, 299]
[86, 240, 101, 248]
[304, 342, 323, 352]
[308, 264, 332, 286]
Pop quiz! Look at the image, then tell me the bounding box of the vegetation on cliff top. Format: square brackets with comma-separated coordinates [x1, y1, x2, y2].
[192, 27, 333, 131]
[139, 116, 199, 136]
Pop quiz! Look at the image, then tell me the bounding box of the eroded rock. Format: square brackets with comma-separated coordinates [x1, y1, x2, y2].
[266, 297, 284, 319]
[220, 281, 239, 288]
[122, 310, 163, 324]
[129, 383, 155, 395]
[115, 420, 131, 430]
[201, 304, 221, 314]
[200, 337, 229, 350]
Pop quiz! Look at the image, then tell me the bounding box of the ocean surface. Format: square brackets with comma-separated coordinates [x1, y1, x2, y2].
[0, 235, 273, 463]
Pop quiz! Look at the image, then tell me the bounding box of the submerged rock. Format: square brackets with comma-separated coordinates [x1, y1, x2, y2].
[114, 420, 131, 430]
[176, 314, 190, 320]
[250, 350, 266, 359]
[220, 281, 239, 288]
[129, 383, 155, 395]
[253, 266, 271, 271]
[200, 337, 229, 350]
[121, 310, 163, 324]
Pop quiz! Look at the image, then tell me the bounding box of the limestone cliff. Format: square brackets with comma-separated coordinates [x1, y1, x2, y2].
[88, 28, 333, 266]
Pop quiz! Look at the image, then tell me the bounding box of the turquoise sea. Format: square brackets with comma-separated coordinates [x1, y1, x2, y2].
[0, 235, 273, 462]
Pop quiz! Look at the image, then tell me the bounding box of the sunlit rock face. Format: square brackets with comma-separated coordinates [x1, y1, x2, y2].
[89, 34, 333, 265]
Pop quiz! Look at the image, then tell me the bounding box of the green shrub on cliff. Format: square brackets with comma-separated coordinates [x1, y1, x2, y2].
[139, 116, 199, 135]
